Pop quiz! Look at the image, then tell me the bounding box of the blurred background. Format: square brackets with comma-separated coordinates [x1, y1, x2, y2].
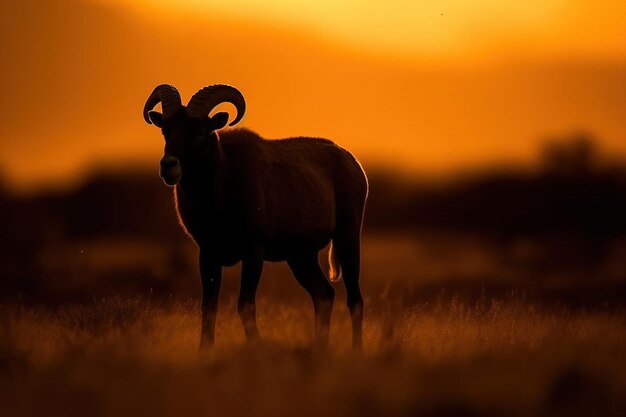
[1, 0, 626, 307]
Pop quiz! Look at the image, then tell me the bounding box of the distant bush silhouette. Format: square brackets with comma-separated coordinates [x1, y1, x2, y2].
[367, 135, 626, 244]
[2, 134, 626, 306]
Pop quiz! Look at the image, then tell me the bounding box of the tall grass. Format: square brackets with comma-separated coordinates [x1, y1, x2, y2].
[1, 295, 625, 417]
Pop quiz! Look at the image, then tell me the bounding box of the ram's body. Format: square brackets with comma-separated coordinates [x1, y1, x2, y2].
[143, 84, 367, 348]
[175, 128, 368, 266]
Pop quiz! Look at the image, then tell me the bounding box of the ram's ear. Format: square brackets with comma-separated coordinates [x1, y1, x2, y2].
[148, 111, 164, 128]
[210, 112, 230, 131]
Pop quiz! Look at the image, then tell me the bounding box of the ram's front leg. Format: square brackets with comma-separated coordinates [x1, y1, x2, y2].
[238, 247, 264, 341]
[199, 248, 222, 348]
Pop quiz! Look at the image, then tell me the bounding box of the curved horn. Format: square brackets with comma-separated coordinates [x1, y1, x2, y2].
[143, 84, 182, 124]
[186, 84, 246, 126]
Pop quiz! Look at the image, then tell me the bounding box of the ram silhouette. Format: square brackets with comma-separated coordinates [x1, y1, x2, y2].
[143, 84, 368, 348]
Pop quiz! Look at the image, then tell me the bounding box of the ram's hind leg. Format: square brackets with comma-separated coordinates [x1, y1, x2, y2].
[287, 253, 335, 346]
[334, 225, 364, 350]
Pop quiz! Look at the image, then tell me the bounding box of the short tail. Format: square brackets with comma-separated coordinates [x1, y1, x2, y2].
[328, 240, 342, 282]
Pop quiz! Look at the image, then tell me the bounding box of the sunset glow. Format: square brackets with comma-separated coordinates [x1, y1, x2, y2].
[102, 0, 626, 60]
[1, 0, 626, 190]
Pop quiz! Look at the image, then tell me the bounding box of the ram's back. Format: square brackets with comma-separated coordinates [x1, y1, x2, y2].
[219, 129, 366, 251]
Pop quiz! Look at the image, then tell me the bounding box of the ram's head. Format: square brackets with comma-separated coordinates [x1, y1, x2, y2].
[143, 84, 246, 186]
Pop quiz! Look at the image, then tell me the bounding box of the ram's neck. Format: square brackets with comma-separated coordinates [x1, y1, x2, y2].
[177, 137, 226, 212]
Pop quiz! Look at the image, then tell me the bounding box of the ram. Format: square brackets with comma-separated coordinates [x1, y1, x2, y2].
[143, 84, 368, 348]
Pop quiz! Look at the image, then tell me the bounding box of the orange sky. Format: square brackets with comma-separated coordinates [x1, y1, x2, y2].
[1, 0, 625, 191]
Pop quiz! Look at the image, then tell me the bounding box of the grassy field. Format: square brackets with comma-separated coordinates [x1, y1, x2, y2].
[2, 291, 625, 417]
